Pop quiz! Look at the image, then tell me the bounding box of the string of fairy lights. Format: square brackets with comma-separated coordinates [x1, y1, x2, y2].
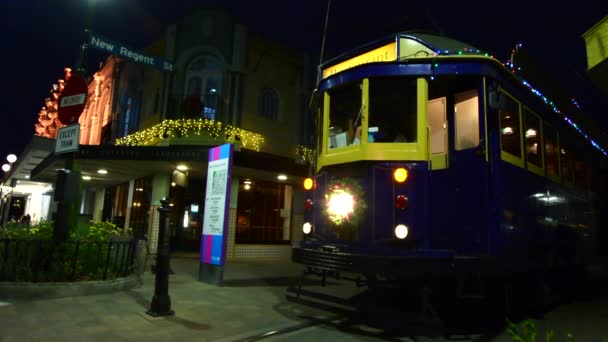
[115, 118, 264, 152]
[431, 42, 608, 157]
[114, 117, 317, 163]
[505, 43, 607, 156]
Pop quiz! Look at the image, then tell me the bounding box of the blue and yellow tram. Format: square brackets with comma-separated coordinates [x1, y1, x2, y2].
[293, 32, 606, 287]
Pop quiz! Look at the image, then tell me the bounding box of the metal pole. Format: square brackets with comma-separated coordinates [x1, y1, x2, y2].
[2, 187, 13, 227]
[147, 198, 174, 317]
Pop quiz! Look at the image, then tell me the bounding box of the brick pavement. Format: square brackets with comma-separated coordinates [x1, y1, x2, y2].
[0, 255, 341, 341]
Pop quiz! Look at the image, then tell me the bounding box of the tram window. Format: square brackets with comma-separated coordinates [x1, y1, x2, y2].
[499, 94, 522, 158]
[328, 82, 361, 149]
[543, 123, 559, 179]
[574, 160, 588, 190]
[560, 146, 573, 183]
[454, 90, 480, 150]
[428, 97, 447, 154]
[524, 109, 542, 168]
[368, 77, 417, 143]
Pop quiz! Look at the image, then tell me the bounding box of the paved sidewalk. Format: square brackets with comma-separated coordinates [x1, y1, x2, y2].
[0, 255, 342, 342]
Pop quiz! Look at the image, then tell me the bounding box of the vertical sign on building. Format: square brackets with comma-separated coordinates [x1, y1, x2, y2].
[199, 143, 233, 285]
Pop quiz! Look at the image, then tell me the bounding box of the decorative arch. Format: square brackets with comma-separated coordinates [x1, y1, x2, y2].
[257, 87, 279, 120]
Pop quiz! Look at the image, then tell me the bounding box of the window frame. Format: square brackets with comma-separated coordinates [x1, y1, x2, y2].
[523, 107, 544, 176]
[543, 122, 561, 183]
[498, 89, 524, 168]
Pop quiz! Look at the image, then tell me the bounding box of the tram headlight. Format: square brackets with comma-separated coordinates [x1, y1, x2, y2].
[303, 222, 312, 234]
[395, 224, 409, 239]
[327, 191, 355, 221]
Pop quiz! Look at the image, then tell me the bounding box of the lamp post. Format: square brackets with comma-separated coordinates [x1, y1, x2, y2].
[147, 198, 174, 316]
[1, 154, 17, 227]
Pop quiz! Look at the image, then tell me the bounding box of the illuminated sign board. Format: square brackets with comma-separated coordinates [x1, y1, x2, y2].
[201, 144, 233, 266]
[322, 42, 397, 79]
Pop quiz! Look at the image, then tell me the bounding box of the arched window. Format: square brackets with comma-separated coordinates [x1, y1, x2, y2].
[184, 56, 223, 120]
[257, 87, 278, 120]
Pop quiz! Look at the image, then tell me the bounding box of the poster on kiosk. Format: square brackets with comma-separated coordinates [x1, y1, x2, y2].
[199, 143, 233, 285]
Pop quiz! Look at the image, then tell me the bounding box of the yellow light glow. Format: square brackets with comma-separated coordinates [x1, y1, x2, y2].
[304, 178, 313, 190]
[97, 169, 108, 174]
[176, 164, 188, 171]
[394, 168, 408, 183]
[114, 118, 265, 152]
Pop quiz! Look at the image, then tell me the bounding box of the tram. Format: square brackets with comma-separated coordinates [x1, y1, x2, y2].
[293, 32, 606, 291]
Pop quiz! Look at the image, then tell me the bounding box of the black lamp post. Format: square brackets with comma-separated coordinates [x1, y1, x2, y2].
[147, 198, 174, 317]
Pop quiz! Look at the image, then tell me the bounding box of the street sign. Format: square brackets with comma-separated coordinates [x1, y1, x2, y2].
[55, 124, 80, 154]
[58, 74, 88, 125]
[89, 32, 174, 72]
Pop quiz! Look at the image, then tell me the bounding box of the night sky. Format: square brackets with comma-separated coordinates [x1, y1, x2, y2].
[1, 0, 606, 165]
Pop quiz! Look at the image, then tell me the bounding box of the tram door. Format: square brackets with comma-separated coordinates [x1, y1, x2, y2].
[448, 89, 489, 254]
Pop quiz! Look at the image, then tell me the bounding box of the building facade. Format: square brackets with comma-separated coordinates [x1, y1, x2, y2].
[20, 7, 314, 260]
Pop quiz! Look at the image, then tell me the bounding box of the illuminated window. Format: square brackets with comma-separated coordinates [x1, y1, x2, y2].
[236, 179, 293, 244]
[454, 90, 479, 151]
[499, 93, 522, 159]
[257, 87, 279, 120]
[524, 108, 542, 169]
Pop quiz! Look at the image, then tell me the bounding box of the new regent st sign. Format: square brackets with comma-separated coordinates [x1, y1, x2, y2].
[89, 33, 174, 72]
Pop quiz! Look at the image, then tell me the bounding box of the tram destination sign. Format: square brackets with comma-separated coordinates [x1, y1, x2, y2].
[89, 32, 174, 72]
[55, 124, 80, 154]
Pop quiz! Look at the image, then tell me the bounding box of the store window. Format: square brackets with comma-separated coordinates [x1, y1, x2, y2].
[236, 179, 293, 244]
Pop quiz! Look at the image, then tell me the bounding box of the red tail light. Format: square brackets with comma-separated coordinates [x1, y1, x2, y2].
[304, 199, 314, 210]
[395, 195, 408, 209]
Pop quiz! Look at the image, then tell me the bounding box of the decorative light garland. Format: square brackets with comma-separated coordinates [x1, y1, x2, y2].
[506, 43, 607, 156]
[296, 145, 314, 163]
[115, 118, 265, 152]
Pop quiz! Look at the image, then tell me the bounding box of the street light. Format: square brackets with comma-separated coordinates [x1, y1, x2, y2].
[1, 154, 18, 227]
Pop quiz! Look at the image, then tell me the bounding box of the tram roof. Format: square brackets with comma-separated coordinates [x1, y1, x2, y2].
[320, 31, 486, 71]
